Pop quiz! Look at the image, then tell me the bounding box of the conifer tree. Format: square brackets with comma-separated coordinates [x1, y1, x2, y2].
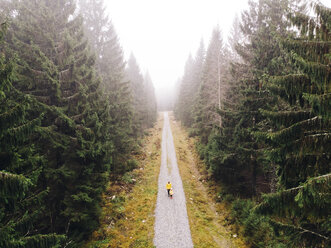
[204, 0, 292, 195]
[78, 0, 109, 65]
[175, 54, 195, 126]
[176, 41, 206, 128]
[192, 40, 206, 104]
[176, 40, 206, 129]
[257, 2, 331, 246]
[3, 0, 110, 245]
[194, 26, 224, 144]
[0, 22, 64, 248]
[228, 14, 244, 63]
[202, 15, 247, 188]
[126, 54, 148, 136]
[78, 0, 127, 79]
[144, 71, 157, 127]
[78, 0, 134, 174]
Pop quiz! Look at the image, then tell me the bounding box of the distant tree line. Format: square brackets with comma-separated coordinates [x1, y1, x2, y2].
[175, 0, 330, 247]
[0, 0, 156, 247]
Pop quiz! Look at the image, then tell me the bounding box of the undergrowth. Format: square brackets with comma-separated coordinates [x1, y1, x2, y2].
[193, 133, 291, 247]
[229, 199, 290, 248]
[169, 114, 246, 248]
[84, 115, 163, 248]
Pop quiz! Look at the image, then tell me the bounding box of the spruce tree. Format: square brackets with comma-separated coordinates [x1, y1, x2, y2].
[202, 0, 293, 197]
[78, 0, 134, 174]
[175, 54, 195, 126]
[176, 40, 206, 129]
[0, 22, 64, 248]
[126, 54, 148, 136]
[175, 41, 206, 129]
[191, 40, 206, 114]
[194, 26, 224, 144]
[228, 13, 244, 63]
[78, 0, 127, 79]
[144, 71, 157, 127]
[3, 0, 109, 245]
[257, 2, 331, 247]
[78, 0, 109, 67]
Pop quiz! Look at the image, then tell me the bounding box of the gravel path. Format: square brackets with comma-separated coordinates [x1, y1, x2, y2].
[154, 112, 194, 248]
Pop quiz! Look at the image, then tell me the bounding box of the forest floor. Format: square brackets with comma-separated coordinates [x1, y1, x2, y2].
[84, 112, 246, 248]
[84, 114, 163, 248]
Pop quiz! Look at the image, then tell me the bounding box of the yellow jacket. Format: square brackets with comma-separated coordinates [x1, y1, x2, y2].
[170, 189, 174, 195]
[166, 183, 172, 189]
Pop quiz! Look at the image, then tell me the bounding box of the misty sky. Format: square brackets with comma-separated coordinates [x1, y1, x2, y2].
[105, 0, 331, 97]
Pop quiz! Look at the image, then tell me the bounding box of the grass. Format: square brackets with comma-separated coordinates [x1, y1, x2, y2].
[168, 113, 247, 248]
[84, 114, 163, 248]
[85, 112, 247, 248]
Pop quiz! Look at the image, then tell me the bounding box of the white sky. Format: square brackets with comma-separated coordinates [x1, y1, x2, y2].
[104, 0, 331, 96]
[105, 0, 248, 94]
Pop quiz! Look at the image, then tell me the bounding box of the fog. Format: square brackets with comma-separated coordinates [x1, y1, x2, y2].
[104, 0, 248, 108]
[105, 0, 331, 109]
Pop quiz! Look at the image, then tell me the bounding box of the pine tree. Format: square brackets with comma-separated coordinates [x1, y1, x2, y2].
[256, 2, 331, 247]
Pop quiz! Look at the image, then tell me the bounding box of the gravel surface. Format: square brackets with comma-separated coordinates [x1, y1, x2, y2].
[154, 112, 194, 248]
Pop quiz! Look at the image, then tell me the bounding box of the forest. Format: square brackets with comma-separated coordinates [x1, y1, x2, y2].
[0, 0, 330, 247]
[175, 0, 330, 247]
[0, 0, 157, 247]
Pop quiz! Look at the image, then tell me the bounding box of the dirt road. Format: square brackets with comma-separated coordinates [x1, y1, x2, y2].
[153, 112, 193, 248]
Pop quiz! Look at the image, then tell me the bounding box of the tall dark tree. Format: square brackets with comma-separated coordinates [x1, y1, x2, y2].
[257, 2, 331, 247]
[79, 0, 134, 174]
[175, 0, 330, 247]
[205, 0, 292, 195]
[2, 0, 110, 245]
[0, 22, 64, 248]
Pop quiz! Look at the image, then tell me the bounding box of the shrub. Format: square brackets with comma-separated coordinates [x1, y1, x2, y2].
[126, 159, 138, 171]
[122, 172, 135, 184]
[230, 199, 287, 248]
